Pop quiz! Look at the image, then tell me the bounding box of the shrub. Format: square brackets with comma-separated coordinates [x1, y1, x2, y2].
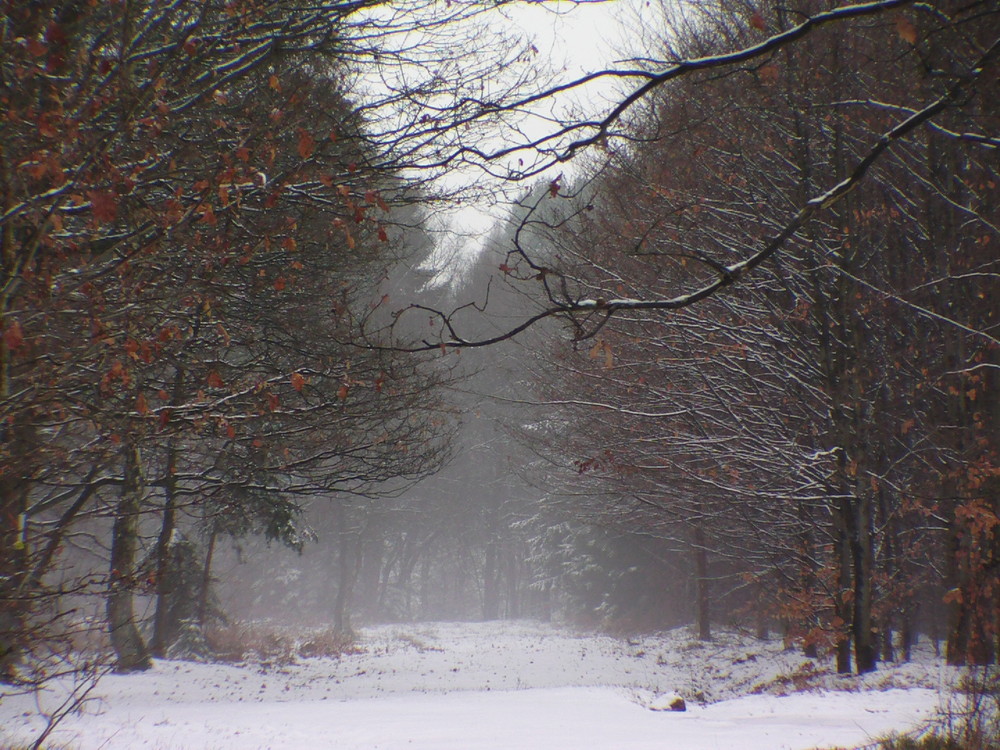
[879, 667, 1000, 750]
[206, 623, 358, 664]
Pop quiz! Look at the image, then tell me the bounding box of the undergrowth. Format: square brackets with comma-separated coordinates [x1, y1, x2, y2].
[876, 666, 1000, 750]
[206, 622, 360, 664]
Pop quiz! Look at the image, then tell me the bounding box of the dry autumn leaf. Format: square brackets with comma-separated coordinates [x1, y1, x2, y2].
[896, 16, 918, 44]
[297, 129, 315, 159]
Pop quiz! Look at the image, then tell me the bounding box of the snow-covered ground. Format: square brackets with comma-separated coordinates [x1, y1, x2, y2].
[1, 620, 955, 749]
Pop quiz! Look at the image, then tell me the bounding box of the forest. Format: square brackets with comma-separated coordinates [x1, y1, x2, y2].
[1, 0, 997, 702]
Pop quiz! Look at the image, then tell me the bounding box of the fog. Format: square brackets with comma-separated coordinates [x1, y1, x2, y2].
[208, 205, 699, 635]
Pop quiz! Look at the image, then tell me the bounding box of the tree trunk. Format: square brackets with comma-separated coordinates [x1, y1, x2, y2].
[151, 439, 179, 657]
[482, 539, 499, 620]
[900, 607, 914, 663]
[693, 520, 711, 642]
[107, 441, 151, 672]
[798, 502, 819, 658]
[332, 500, 360, 636]
[152, 369, 185, 655]
[505, 546, 520, 619]
[0, 338, 33, 681]
[851, 488, 877, 673]
[834, 491, 853, 674]
[755, 609, 769, 642]
[197, 528, 217, 627]
[419, 550, 433, 619]
[0, 477, 29, 681]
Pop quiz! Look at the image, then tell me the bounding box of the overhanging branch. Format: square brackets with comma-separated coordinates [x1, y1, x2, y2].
[368, 37, 998, 353]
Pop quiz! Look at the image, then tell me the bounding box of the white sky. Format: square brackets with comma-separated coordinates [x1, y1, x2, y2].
[422, 0, 658, 284]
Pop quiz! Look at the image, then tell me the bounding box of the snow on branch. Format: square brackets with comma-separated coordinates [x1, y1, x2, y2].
[465, 0, 922, 178]
[372, 37, 999, 354]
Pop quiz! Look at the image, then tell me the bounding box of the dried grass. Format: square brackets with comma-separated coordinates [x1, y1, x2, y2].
[206, 622, 359, 664]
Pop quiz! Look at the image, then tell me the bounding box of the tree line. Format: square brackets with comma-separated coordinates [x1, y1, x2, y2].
[469, 0, 997, 674]
[0, 0, 536, 677]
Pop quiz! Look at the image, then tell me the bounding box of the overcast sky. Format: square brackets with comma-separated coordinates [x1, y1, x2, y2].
[422, 0, 659, 281]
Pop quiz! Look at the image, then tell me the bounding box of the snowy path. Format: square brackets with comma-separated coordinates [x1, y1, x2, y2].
[1, 621, 950, 749]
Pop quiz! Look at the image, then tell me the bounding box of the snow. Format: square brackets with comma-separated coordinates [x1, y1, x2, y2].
[1, 620, 953, 750]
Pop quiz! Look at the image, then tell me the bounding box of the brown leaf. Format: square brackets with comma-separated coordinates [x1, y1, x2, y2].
[136, 392, 149, 416]
[27, 38, 48, 57]
[291, 372, 306, 392]
[3, 319, 25, 351]
[297, 129, 315, 160]
[88, 190, 117, 224]
[587, 339, 614, 369]
[759, 64, 779, 85]
[896, 16, 918, 45]
[337, 384, 349, 400]
[750, 12, 766, 31]
[37, 114, 58, 139]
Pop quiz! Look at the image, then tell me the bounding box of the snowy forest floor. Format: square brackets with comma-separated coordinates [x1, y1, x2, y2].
[0, 620, 959, 749]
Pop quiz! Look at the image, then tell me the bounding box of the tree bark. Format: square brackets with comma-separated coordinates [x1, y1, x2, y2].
[834, 489, 853, 674]
[197, 528, 217, 627]
[851, 487, 877, 673]
[107, 440, 151, 672]
[693, 520, 711, 642]
[332, 500, 360, 636]
[151, 439, 179, 657]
